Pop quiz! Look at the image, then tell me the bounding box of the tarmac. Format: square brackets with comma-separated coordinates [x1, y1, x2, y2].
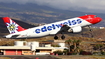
[0, 55, 60, 59]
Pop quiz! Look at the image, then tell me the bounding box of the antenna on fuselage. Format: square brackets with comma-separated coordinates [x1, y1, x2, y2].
[85, 14, 87, 15]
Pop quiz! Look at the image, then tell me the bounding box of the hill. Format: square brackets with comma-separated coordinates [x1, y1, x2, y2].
[0, 3, 104, 27]
[0, 3, 105, 56]
[0, 2, 105, 40]
[0, 16, 105, 40]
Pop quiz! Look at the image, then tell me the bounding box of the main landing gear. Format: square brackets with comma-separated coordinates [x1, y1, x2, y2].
[54, 34, 65, 40]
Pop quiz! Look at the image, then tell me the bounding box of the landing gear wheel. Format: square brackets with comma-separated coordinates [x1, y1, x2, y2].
[54, 35, 58, 40]
[61, 35, 65, 40]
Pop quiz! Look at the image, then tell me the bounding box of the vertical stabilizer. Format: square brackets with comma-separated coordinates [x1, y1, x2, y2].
[2, 17, 25, 34]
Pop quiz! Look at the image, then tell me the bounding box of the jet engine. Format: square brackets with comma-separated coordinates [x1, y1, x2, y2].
[68, 26, 82, 33]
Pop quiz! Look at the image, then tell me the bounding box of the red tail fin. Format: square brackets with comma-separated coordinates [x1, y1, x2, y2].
[2, 17, 25, 34]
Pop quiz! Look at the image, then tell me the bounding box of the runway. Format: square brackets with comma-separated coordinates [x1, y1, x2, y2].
[0, 55, 60, 59]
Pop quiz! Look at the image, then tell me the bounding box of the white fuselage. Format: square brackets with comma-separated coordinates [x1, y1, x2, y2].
[6, 17, 91, 38]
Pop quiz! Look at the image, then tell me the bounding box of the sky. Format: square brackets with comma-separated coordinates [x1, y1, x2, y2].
[0, 0, 105, 13]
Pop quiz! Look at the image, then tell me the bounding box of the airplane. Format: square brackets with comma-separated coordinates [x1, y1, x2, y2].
[2, 15, 102, 39]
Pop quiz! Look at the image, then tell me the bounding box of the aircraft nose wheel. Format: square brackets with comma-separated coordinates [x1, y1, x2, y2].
[61, 35, 65, 39]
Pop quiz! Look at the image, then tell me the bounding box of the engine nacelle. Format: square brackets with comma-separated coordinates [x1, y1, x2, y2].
[68, 26, 82, 33]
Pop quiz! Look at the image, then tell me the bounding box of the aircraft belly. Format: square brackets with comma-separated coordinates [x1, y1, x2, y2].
[29, 32, 50, 37]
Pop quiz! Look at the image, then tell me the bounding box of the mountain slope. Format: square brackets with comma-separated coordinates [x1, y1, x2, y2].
[0, 3, 104, 27]
[0, 16, 105, 40]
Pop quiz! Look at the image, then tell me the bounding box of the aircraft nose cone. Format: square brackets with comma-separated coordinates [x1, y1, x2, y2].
[98, 17, 102, 22]
[86, 17, 102, 24]
[92, 17, 102, 24]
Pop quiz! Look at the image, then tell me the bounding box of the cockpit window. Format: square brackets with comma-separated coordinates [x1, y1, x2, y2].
[94, 15, 97, 18]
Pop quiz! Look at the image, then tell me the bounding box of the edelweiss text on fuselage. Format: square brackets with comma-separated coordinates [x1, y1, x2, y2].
[35, 19, 82, 34]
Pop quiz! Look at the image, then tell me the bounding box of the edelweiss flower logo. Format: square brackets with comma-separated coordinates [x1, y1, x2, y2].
[6, 19, 18, 33]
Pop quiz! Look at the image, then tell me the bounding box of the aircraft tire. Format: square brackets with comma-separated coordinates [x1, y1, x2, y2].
[54, 36, 58, 40]
[61, 35, 65, 39]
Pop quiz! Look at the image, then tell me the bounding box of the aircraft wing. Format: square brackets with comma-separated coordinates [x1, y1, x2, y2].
[50, 25, 71, 35]
[58, 25, 71, 33]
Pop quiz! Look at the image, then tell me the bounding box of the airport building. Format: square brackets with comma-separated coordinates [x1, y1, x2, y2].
[0, 40, 66, 55]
